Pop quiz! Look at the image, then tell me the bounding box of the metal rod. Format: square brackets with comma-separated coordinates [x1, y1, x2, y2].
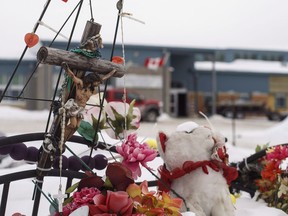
[0, 0, 52, 103]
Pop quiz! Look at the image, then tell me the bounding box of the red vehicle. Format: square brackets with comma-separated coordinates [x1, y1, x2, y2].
[104, 89, 161, 122]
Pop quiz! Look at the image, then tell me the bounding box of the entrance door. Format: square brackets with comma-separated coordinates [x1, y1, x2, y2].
[170, 89, 187, 117]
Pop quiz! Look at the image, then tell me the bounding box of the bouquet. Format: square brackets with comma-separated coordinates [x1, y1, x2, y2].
[50, 95, 183, 216]
[255, 145, 288, 213]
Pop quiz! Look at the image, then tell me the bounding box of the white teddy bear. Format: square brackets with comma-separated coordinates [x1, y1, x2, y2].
[157, 121, 238, 216]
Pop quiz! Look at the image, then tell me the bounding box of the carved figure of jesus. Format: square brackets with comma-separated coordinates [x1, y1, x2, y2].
[61, 62, 116, 141]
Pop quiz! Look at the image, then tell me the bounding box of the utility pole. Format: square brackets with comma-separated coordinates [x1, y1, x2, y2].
[161, 51, 171, 115]
[211, 54, 217, 115]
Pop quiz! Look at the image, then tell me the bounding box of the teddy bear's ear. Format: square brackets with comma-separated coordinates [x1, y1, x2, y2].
[158, 132, 167, 153]
[176, 121, 199, 133]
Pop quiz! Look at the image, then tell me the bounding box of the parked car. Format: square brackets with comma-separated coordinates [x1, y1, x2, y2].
[104, 89, 161, 122]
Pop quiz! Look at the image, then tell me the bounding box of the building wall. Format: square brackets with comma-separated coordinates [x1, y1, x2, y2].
[115, 65, 163, 101]
[0, 60, 37, 107]
[2, 42, 288, 117]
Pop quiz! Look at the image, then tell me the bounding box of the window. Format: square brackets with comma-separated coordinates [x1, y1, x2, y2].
[0, 74, 7, 85]
[11, 74, 24, 85]
[275, 93, 286, 109]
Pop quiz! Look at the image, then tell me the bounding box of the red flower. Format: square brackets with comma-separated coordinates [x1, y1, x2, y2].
[255, 145, 288, 206]
[260, 146, 288, 183]
[261, 161, 281, 182]
[89, 191, 134, 215]
[105, 162, 134, 191]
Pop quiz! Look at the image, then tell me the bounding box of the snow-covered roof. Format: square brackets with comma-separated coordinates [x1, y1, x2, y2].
[2, 0, 288, 59]
[195, 60, 288, 74]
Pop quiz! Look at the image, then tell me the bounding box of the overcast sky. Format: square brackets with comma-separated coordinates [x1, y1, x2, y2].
[1, 0, 288, 59]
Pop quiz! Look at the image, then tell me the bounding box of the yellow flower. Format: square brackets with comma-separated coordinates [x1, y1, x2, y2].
[146, 138, 158, 150]
[230, 194, 237, 205]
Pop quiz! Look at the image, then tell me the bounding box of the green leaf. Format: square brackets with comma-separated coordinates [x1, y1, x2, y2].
[255, 143, 270, 152]
[77, 121, 98, 143]
[66, 182, 79, 194]
[63, 196, 73, 206]
[255, 145, 262, 153]
[109, 106, 126, 137]
[91, 113, 106, 130]
[104, 176, 113, 189]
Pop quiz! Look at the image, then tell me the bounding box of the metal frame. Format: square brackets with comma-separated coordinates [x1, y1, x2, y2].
[0, 133, 158, 215]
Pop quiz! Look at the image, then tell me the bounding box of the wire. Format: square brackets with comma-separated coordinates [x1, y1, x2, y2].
[16, 1, 83, 102]
[119, 0, 128, 137]
[89, 0, 94, 22]
[88, 0, 124, 160]
[44, 0, 84, 134]
[0, 0, 52, 103]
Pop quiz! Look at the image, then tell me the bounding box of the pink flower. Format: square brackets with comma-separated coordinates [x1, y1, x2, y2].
[58, 187, 101, 216]
[266, 145, 288, 161]
[73, 187, 101, 204]
[89, 191, 134, 215]
[116, 134, 158, 179]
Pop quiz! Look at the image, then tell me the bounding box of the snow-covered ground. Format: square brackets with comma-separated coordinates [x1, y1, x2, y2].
[0, 106, 287, 216]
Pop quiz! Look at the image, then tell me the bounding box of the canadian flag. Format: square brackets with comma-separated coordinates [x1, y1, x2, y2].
[144, 57, 164, 71]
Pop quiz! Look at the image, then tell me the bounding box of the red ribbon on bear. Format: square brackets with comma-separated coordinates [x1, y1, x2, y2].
[158, 160, 238, 192]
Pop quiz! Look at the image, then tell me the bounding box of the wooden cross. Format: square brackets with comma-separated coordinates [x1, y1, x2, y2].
[36, 21, 125, 178]
[53, 188, 67, 213]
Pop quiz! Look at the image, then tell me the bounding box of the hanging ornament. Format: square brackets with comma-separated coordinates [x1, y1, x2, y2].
[24, 32, 39, 48]
[112, 56, 124, 65]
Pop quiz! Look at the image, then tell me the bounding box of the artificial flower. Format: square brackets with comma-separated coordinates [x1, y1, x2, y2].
[116, 134, 158, 179]
[104, 100, 141, 139]
[77, 93, 107, 142]
[73, 187, 101, 204]
[56, 187, 101, 216]
[254, 145, 288, 213]
[277, 175, 288, 198]
[77, 175, 104, 191]
[266, 145, 288, 165]
[126, 181, 183, 216]
[105, 162, 134, 191]
[89, 190, 134, 215]
[261, 160, 281, 182]
[126, 180, 155, 202]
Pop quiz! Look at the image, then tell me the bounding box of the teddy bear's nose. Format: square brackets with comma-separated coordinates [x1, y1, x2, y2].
[225, 137, 228, 142]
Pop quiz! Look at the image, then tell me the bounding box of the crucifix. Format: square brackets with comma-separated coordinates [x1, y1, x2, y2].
[60, 62, 116, 141]
[53, 186, 67, 213]
[36, 21, 125, 178]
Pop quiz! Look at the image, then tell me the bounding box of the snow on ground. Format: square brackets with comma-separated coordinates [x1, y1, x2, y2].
[0, 106, 287, 215]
